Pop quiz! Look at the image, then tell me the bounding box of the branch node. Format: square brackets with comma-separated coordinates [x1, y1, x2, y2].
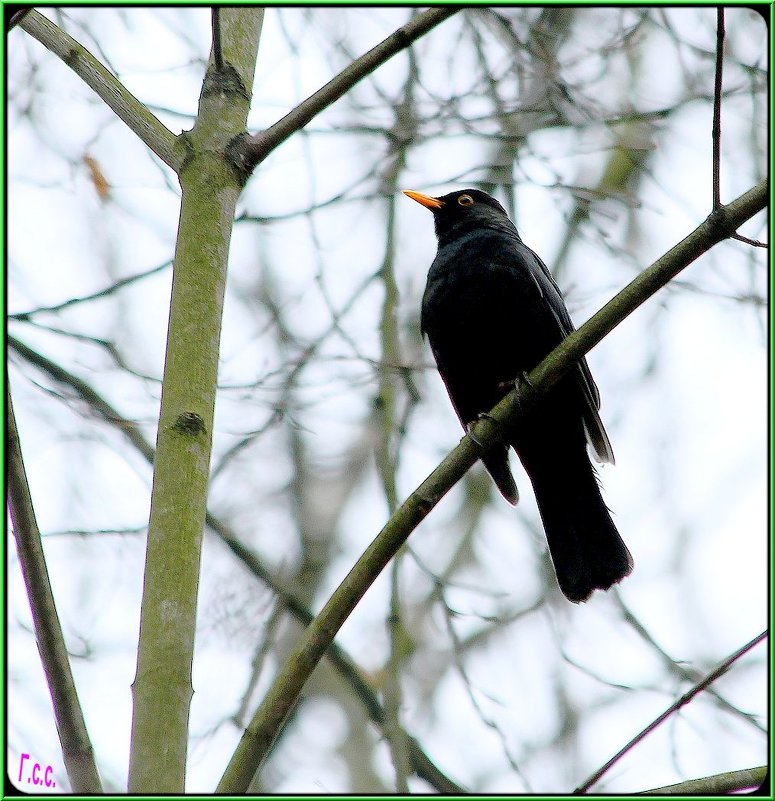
[202, 62, 250, 102]
[413, 494, 435, 518]
[225, 132, 264, 186]
[706, 204, 731, 236]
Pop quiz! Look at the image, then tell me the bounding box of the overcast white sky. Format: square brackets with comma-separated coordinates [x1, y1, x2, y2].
[8, 7, 768, 794]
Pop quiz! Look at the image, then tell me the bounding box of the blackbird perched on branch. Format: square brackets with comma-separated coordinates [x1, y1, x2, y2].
[404, 188, 633, 602]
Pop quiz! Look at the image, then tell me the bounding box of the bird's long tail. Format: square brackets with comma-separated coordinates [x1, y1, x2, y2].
[519, 439, 633, 603]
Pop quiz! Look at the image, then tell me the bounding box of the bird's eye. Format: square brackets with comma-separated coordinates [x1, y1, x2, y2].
[457, 194, 474, 207]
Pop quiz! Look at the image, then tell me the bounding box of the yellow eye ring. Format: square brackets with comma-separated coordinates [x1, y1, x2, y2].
[457, 194, 474, 207]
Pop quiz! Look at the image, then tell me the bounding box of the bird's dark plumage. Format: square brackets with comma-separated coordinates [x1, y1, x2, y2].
[405, 188, 633, 602]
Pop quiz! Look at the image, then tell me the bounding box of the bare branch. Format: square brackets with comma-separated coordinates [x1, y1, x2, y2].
[7, 386, 103, 793]
[732, 231, 767, 247]
[10, 260, 172, 321]
[575, 630, 767, 793]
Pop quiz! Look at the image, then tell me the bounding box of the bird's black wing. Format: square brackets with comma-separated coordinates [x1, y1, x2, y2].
[517, 242, 615, 465]
[427, 337, 520, 505]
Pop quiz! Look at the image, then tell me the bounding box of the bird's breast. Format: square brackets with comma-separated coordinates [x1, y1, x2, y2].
[420, 231, 562, 387]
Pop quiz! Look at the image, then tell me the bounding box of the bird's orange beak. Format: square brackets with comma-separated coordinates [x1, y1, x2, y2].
[403, 190, 444, 210]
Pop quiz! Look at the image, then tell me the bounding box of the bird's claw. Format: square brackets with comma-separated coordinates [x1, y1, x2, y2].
[466, 413, 502, 449]
[497, 371, 534, 393]
[465, 420, 484, 448]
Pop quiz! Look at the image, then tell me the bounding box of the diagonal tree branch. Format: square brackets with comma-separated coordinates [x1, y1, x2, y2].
[18, 10, 184, 171]
[575, 630, 767, 793]
[613, 592, 766, 733]
[228, 7, 460, 180]
[216, 178, 767, 793]
[7, 386, 103, 793]
[7, 335, 464, 794]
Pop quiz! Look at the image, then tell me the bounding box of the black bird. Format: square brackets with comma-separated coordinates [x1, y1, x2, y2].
[404, 188, 633, 602]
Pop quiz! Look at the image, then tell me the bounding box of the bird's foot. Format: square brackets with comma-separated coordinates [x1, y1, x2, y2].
[465, 413, 500, 448]
[465, 420, 483, 448]
[497, 371, 534, 393]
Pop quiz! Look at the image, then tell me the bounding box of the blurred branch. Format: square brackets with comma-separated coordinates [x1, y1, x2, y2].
[523, 180, 766, 405]
[8, 335, 463, 794]
[435, 583, 529, 786]
[641, 765, 768, 795]
[228, 7, 459, 180]
[233, 599, 284, 727]
[8, 335, 156, 463]
[10, 260, 172, 321]
[7, 386, 103, 793]
[613, 592, 766, 733]
[18, 10, 184, 171]
[216, 178, 767, 792]
[575, 630, 767, 793]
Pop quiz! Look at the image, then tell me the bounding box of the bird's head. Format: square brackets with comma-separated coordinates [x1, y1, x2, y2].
[403, 188, 517, 242]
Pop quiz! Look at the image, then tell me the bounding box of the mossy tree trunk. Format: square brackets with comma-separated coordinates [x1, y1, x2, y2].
[127, 10, 265, 793]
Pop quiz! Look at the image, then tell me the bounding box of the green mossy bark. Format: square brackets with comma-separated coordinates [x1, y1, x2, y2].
[128, 11, 264, 793]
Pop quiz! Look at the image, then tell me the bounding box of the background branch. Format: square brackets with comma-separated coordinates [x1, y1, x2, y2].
[575, 630, 767, 792]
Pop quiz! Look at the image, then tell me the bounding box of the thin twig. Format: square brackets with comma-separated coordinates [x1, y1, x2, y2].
[613, 592, 766, 733]
[731, 231, 766, 248]
[10, 260, 172, 321]
[574, 630, 767, 793]
[712, 8, 725, 211]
